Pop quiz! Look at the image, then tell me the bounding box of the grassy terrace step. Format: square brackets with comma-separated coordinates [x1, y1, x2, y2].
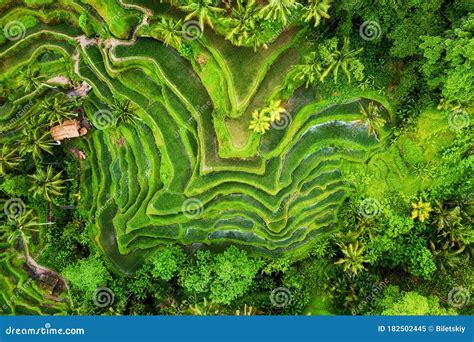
[0, 10, 393, 268]
[84, 92, 383, 257]
[203, 28, 301, 112]
[0, 39, 74, 79]
[0, 255, 68, 315]
[122, 162, 350, 247]
[112, 38, 265, 172]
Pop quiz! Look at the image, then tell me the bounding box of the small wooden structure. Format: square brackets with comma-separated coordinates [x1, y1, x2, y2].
[50, 120, 88, 142]
[67, 81, 92, 99]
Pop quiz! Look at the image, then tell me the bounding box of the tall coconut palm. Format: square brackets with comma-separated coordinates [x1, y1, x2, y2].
[260, 0, 300, 25]
[224, 0, 259, 46]
[357, 101, 386, 138]
[153, 17, 184, 48]
[111, 100, 142, 127]
[19, 68, 55, 93]
[249, 110, 271, 134]
[40, 95, 76, 126]
[334, 241, 369, 275]
[319, 37, 363, 83]
[243, 20, 269, 51]
[30, 165, 66, 202]
[293, 51, 322, 88]
[0, 209, 44, 246]
[303, 0, 332, 27]
[0, 145, 23, 176]
[19, 128, 55, 160]
[20, 68, 44, 93]
[180, 0, 226, 29]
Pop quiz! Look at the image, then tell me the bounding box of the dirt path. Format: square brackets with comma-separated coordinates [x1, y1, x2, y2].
[20, 233, 70, 299]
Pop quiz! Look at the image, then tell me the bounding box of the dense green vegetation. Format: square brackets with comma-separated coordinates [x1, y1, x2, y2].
[0, 0, 472, 316]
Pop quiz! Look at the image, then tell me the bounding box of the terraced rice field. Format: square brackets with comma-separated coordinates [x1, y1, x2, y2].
[0, 253, 68, 315]
[0, 0, 392, 274]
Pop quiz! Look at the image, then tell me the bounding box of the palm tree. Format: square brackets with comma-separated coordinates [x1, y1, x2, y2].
[411, 197, 432, 223]
[249, 110, 271, 134]
[0, 209, 42, 246]
[40, 95, 76, 126]
[334, 241, 369, 275]
[30, 165, 66, 202]
[111, 100, 142, 127]
[20, 68, 45, 93]
[293, 52, 322, 88]
[152, 18, 184, 48]
[356, 101, 386, 138]
[0, 145, 23, 176]
[260, 0, 300, 25]
[19, 128, 55, 160]
[243, 20, 269, 52]
[319, 37, 363, 83]
[180, 0, 225, 29]
[264, 100, 286, 122]
[19, 68, 57, 93]
[303, 0, 332, 27]
[224, 0, 258, 46]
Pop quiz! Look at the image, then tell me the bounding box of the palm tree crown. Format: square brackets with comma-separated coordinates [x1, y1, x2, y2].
[40, 95, 77, 126]
[19, 129, 55, 160]
[264, 100, 286, 122]
[293, 51, 322, 88]
[260, 0, 300, 25]
[0, 145, 22, 176]
[334, 241, 369, 275]
[0, 209, 39, 246]
[319, 37, 364, 83]
[357, 101, 386, 138]
[249, 110, 271, 134]
[152, 18, 184, 48]
[30, 165, 66, 202]
[224, 0, 259, 46]
[111, 100, 142, 127]
[303, 0, 332, 27]
[180, 0, 226, 29]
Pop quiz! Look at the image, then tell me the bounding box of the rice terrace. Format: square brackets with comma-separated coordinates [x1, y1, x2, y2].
[0, 0, 472, 316]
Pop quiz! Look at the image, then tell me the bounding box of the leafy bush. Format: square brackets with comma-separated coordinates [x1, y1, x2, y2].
[179, 247, 263, 305]
[147, 245, 186, 281]
[63, 256, 111, 296]
[373, 285, 455, 315]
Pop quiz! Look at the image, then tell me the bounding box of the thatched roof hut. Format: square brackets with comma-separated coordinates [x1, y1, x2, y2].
[50, 120, 88, 141]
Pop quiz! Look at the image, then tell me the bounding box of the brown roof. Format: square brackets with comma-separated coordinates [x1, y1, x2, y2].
[50, 120, 83, 141]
